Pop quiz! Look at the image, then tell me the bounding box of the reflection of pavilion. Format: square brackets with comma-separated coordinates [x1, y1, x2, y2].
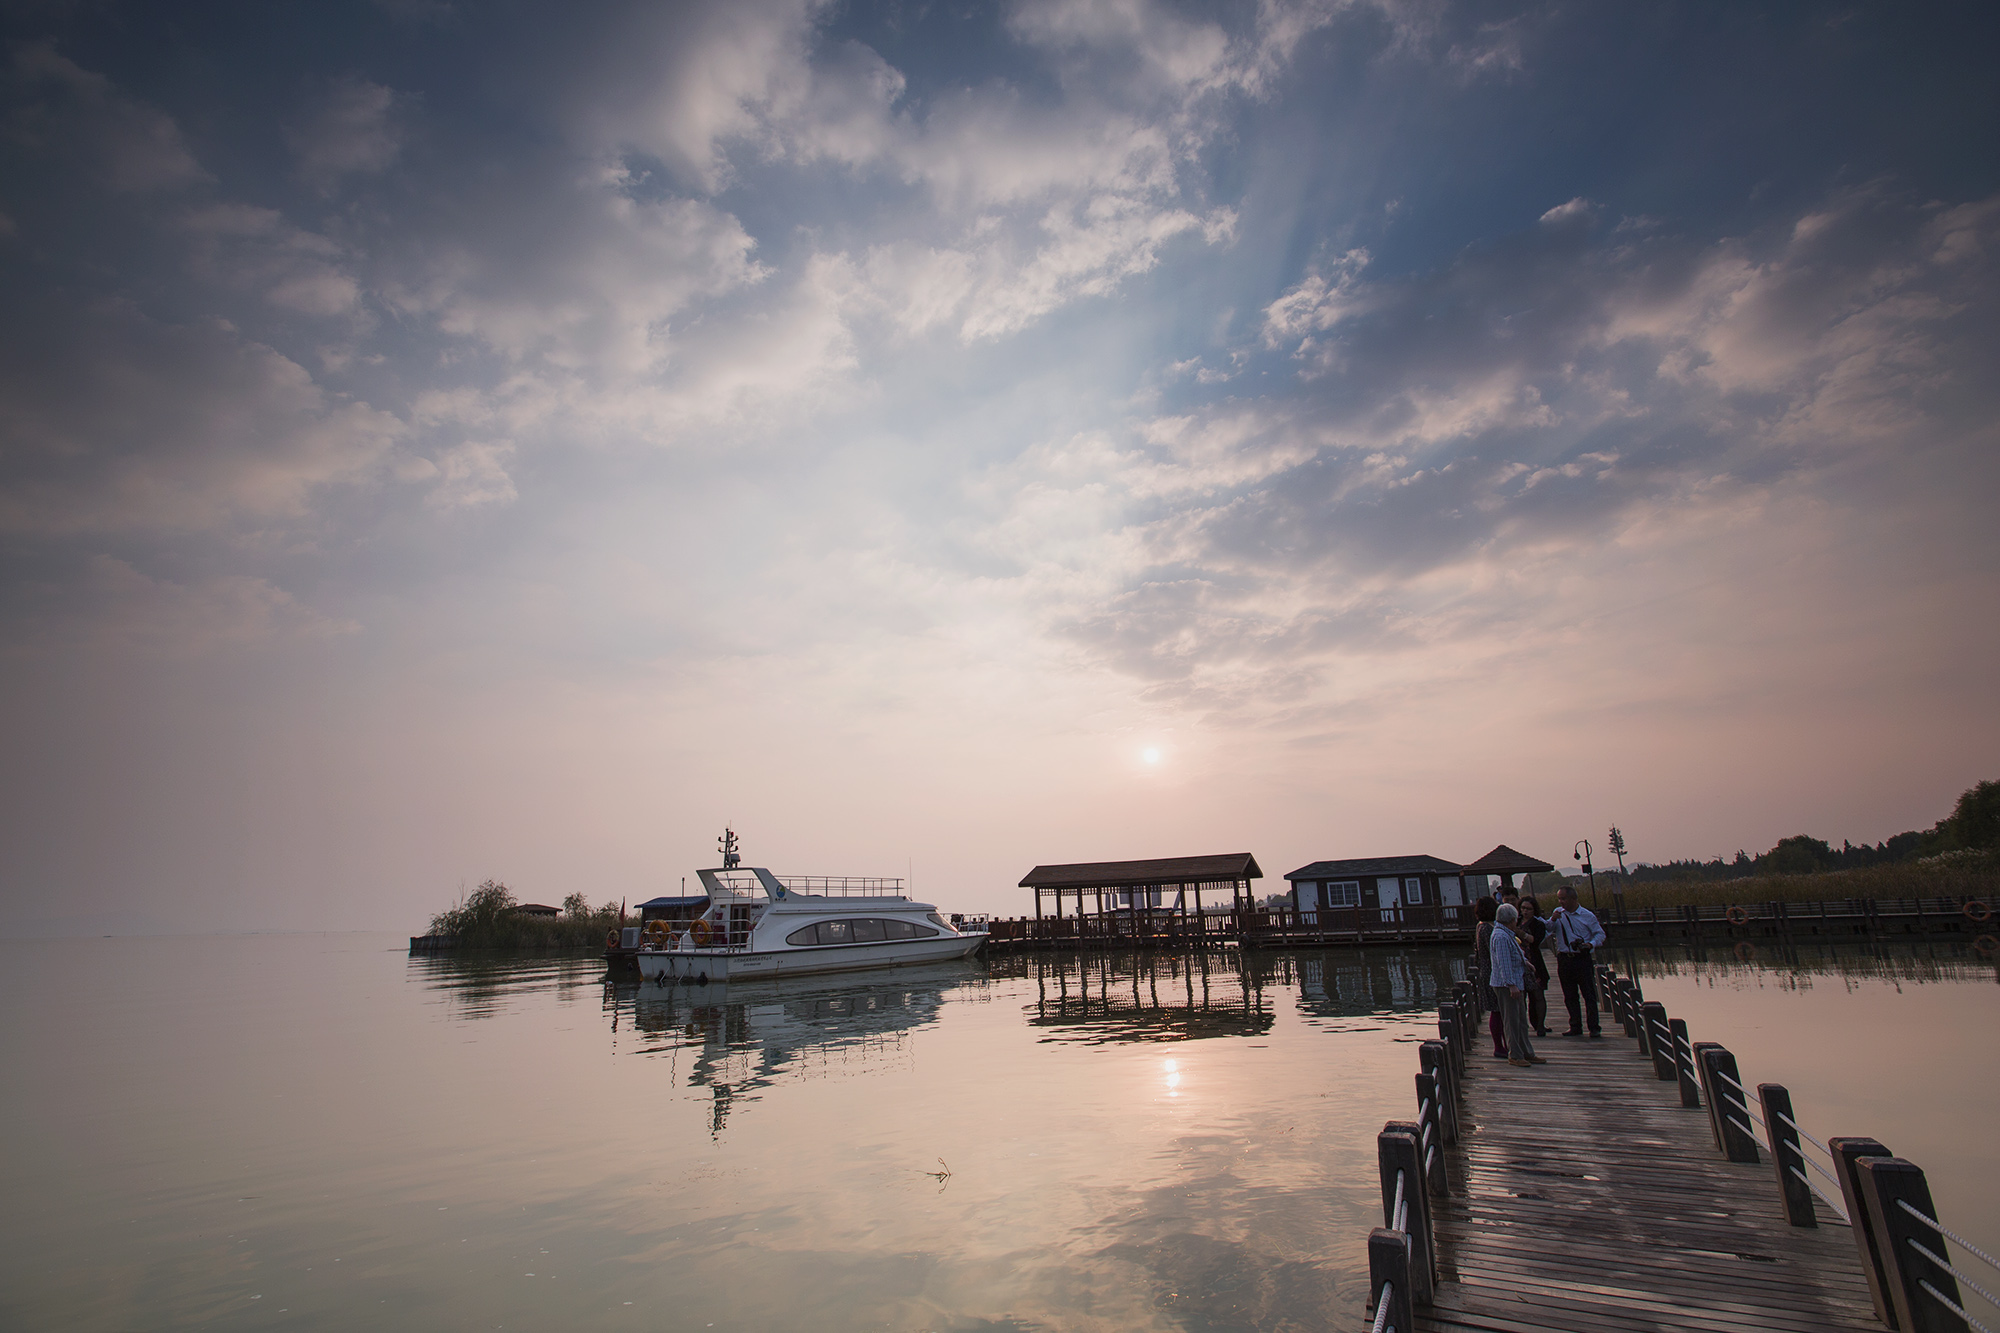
[1015, 951, 1274, 1043]
[604, 962, 985, 1134]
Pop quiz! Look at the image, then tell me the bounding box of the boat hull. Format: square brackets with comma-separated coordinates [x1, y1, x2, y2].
[635, 932, 986, 983]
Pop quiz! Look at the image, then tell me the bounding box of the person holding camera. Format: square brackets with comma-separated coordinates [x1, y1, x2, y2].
[1550, 884, 1606, 1037]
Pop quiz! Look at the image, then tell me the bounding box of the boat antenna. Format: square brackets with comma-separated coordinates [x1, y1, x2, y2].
[719, 827, 740, 869]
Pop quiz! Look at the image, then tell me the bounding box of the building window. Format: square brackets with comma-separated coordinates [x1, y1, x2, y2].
[1322, 881, 1361, 908]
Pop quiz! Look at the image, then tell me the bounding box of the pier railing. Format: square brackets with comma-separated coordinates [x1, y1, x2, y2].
[985, 893, 1995, 953]
[1598, 964, 1997, 1333]
[1360, 967, 1997, 1331]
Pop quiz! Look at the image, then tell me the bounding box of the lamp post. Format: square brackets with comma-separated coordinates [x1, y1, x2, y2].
[1574, 839, 1598, 911]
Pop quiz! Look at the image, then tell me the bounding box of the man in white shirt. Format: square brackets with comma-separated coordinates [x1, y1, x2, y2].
[1550, 885, 1606, 1037]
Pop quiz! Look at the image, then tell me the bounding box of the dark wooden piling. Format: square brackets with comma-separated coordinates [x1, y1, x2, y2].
[1856, 1158, 1968, 1333]
[1760, 1083, 1818, 1228]
[1668, 1017, 1702, 1108]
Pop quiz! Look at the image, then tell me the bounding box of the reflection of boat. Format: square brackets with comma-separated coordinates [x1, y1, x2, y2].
[610, 960, 987, 1134]
[635, 833, 986, 983]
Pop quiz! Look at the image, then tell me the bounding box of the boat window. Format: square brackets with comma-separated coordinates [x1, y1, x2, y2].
[926, 913, 949, 928]
[819, 919, 852, 945]
[911, 921, 939, 938]
[850, 918, 887, 942]
[882, 919, 914, 939]
[785, 924, 819, 946]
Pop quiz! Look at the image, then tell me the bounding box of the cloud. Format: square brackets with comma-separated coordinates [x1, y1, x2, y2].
[3, 41, 207, 191]
[288, 77, 407, 190]
[979, 187, 2000, 709]
[0, 302, 405, 536]
[6, 555, 358, 660]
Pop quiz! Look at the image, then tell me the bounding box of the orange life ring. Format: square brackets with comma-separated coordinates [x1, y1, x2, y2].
[690, 917, 713, 946]
[1974, 934, 1997, 957]
[1964, 899, 1992, 923]
[606, 929, 619, 950]
[1725, 905, 1748, 926]
[1734, 941, 1757, 961]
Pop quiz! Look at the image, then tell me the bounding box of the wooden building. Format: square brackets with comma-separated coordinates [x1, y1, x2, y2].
[1018, 853, 1263, 921]
[1284, 855, 1469, 914]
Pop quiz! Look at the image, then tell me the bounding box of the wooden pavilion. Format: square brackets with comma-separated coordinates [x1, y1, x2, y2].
[1462, 843, 1554, 894]
[1018, 853, 1263, 923]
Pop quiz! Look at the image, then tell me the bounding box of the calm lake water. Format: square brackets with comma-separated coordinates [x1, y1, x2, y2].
[2, 934, 1993, 1331]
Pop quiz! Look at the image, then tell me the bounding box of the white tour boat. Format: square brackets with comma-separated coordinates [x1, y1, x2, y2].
[635, 832, 986, 984]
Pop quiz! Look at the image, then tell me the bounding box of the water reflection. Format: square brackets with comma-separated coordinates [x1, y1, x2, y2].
[405, 950, 604, 1018]
[997, 950, 1275, 1042]
[1607, 937, 2000, 989]
[603, 960, 991, 1133]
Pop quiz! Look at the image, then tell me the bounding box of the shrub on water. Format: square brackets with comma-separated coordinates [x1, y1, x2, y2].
[427, 880, 624, 949]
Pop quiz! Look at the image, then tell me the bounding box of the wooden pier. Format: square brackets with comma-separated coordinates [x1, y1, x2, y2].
[978, 894, 1996, 954]
[1361, 972, 1997, 1333]
[1419, 1036, 1876, 1333]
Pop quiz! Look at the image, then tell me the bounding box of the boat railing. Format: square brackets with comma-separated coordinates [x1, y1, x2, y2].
[777, 876, 907, 898]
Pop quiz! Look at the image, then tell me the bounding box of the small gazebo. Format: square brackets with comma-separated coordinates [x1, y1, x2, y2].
[1462, 844, 1554, 894]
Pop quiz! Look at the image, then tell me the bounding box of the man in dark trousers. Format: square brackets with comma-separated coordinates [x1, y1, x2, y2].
[1550, 884, 1606, 1037]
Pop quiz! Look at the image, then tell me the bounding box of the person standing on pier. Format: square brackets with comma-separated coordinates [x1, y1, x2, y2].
[1550, 885, 1606, 1037]
[1518, 894, 1552, 1037]
[1472, 896, 1504, 1057]
[1490, 903, 1541, 1066]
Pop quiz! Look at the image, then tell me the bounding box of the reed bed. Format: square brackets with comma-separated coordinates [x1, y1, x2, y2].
[1588, 853, 2000, 910]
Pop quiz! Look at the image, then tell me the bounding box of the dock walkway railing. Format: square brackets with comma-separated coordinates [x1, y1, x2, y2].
[1360, 967, 1999, 1332]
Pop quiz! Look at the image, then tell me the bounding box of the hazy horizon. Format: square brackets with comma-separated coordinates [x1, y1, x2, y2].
[3, 1, 1996, 938]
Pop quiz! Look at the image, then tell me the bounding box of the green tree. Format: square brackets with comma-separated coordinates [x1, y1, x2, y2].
[1937, 779, 2000, 851]
[562, 890, 590, 919]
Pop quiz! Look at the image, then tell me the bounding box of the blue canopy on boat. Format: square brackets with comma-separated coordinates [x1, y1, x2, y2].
[636, 895, 710, 909]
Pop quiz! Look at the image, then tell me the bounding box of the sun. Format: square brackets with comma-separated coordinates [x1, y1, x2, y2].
[1142, 747, 1162, 765]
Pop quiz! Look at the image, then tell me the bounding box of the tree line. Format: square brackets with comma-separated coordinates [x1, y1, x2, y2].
[1625, 778, 1998, 883]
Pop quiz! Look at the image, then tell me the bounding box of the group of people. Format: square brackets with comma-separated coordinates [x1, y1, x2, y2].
[1470, 883, 1607, 1067]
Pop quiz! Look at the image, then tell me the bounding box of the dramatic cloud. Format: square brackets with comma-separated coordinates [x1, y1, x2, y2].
[0, 1, 1995, 934]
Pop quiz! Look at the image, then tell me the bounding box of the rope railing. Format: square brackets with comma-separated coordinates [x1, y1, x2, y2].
[1787, 1163, 1851, 1222]
[1917, 1279, 1993, 1333]
[1909, 1236, 2000, 1314]
[1392, 1168, 1408, 1233]
[1901, 1199, 2000, 1277]
[1370, 1283, 1393, 1333]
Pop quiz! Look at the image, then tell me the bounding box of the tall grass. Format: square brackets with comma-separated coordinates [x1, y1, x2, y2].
[1574, 852, 2000, 910]
[424, 879, 624, 950]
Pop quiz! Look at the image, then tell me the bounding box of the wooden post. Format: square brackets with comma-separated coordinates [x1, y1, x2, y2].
[1379, 1123, 1434, 1304]
[1616, 977, 1640, 1038]
[1759, 1084, 1817, 1227]
[1831, 1137, 1897, 1326]
[1669, 1019, 1701, 1107]
[1696, 1046, 1761, 1163]
[1438, 1017, 1464, 1083]
[1414, 1072, 1449, 1194]
[1419, 1041, 1457, 1146]
[1367, 1228, 1413, 1333]
[1642, 1002, 1675, 1080]
[1857, 1157, 1968, 1333]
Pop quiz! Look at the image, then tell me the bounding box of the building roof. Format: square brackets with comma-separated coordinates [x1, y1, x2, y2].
[508, 903, 560, 916]
[1461, 844, 1555, 874]
[1286, 855, 1465, 881]
[1019, 853, 1263, 890]
[636, 895, 710, 909]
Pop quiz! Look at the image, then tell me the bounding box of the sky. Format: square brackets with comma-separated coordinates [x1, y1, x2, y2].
[2, 0, 1996, 936]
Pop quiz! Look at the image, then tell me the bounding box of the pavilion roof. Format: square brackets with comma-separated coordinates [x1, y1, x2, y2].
[1286, 855, 1464, 880]
[1019, 853, 1262, 890]
[1462, 844, 1555, 874]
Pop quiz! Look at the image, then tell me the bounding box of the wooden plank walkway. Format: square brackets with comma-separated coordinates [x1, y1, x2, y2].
[1418, 1034, 1880, 1333]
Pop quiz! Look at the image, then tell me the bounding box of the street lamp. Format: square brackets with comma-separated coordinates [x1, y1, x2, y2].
[1574, 839, 1598, 911]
